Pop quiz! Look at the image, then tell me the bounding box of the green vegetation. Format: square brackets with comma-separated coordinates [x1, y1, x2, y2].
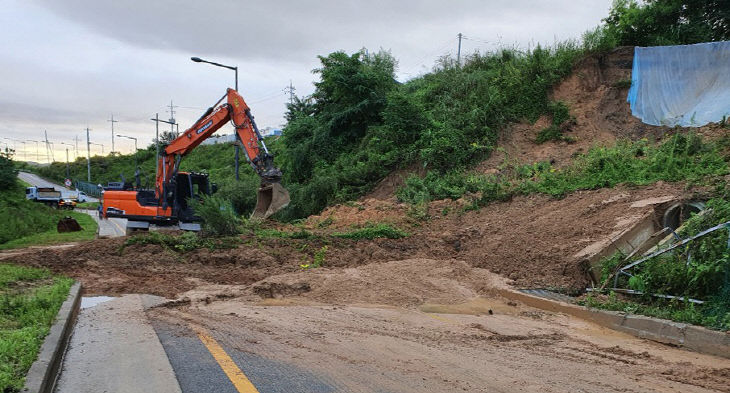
[191, 195, 242, 237]
[1, 153, 98, 249]
[333, 223, 408, 240]
[0, 264, 73, 392]
[0, 212, 97, 250]
[535, 101, 575, 144]
[278, 43, 584, 220]
[603, 0, 730, 47]
[75, 201, 99, 210]
[397, 133, 727, 206]
[580, 292, 726, 330]
[122, 231, 240, 253]
[587, 194, 730, 331]
[0, 152, 17, 189]
[301, 245, 329, 270]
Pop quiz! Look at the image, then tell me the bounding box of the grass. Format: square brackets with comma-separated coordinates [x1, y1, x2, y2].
[254, 228, 318, 240]
[122, 231, 240, 253]
[75, 202, 99, 210]
[0, 263, 73, 392]
[0, 211, 97, 250]
[398, 132, 728, 206]
[333, 223, 409, 240]
[579, 292, 730, 331]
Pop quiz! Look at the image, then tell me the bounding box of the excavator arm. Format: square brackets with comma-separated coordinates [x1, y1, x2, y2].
[156, 88, 289, 219]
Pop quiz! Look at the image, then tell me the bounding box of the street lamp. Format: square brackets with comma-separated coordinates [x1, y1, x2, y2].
[117, 134, 138, 168]
[191, 55, 241, 180]
[26, 140, 40, 162]
[190, 56, 238, 90]
[90, 142, 105, 155]
[59, 142, 74, 179]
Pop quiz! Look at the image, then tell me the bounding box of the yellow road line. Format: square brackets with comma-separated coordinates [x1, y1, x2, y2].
[422, 312, 458, 324]
[109, 219, 126, 235]
[195, 327, 260, 393]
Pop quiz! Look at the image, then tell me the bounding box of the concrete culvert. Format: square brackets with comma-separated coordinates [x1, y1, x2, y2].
[662, 201, 705, 230]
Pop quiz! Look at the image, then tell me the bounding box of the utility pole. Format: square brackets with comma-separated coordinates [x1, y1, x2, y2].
[167, 100, 178, 137]
[44, 130, 56, 164]
[285, 80, 296, 105]
[65, 148, 70, 178]
[154, 113, 159, 188]
[457, 33, 463, 66]
[26, 140, 39, 162]
[86, 127, 91, 182]
[108, 114, 118, 154]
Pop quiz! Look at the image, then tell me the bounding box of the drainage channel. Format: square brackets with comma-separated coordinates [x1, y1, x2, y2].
[518, 289, 576, 304]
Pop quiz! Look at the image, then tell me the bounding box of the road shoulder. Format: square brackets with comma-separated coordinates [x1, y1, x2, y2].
[54, 294, 182, 393]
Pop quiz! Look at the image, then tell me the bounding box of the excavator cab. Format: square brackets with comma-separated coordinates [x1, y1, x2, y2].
[172, 172, 212, 222]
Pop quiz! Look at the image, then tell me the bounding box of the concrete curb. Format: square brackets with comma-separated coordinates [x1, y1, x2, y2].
[23, 282, 82, 393]
[497, 288, 730, 359]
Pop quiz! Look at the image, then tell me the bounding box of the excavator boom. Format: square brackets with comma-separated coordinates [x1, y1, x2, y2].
[157, 88, 289, 219]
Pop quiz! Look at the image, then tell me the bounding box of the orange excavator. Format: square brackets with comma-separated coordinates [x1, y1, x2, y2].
[102, 88, 290, 233]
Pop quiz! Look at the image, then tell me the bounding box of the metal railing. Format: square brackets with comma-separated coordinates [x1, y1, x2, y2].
[73, 179, 102, 198]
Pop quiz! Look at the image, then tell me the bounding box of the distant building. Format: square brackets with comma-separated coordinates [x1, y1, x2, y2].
[199, 128, 282, 146]
[200, 134, 236, 145]
[260, 127, 283, 137]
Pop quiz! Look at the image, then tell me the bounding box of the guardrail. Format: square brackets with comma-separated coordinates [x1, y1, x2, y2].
[73, 180, 102, 198]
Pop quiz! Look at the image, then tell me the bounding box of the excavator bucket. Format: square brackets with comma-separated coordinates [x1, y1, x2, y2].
[251, 182, 290, 220]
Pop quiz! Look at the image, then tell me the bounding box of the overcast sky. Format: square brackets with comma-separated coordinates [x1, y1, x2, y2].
[0, 0, 612, 162]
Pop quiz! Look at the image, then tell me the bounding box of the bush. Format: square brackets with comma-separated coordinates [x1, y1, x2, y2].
[123, 231, 240, 252]
[398, 133, 727, 209]
[334, 223, 408, 240]
[191, 195, 242, 237]
[0, 152, 17, 189]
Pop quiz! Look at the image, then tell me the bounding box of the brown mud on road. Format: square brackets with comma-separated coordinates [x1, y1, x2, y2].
[2, 182, 699, 297]
[151, 259, 730, 393]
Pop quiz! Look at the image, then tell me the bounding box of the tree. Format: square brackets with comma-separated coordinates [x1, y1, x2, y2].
[604, 0, 730, 46]
[0, 150, 18, 189]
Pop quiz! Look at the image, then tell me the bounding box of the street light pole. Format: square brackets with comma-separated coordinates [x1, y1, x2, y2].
[117, 134, 138, 169]
[26, 140, 40, 162]
[86, 127, 91, 182]
[190, 56, 241, 180]
[59, 142, 74, 179]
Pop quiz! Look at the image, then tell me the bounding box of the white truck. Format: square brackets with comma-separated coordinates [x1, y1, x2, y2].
[25, 186, 63, 207]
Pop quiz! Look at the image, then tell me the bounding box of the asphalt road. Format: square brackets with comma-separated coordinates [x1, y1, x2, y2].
[151, 320, 336, 393]
[18, 171, 99, 202]
[17, 172, 127, 237]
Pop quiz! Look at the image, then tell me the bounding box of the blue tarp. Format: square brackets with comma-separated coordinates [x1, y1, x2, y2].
[628, 41, 730, 127]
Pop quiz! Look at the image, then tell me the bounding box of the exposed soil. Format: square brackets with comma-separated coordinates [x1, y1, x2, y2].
[149, 257, 730, 392]
[2, 181, 699, 298]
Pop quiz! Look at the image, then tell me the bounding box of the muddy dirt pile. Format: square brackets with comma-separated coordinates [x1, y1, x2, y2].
[304, 197, 410, 230]
[2, 181, 695, 297]
[0, 236, 421, 298]
[247, 259, 510, 307]
[427, 182, 695, 289]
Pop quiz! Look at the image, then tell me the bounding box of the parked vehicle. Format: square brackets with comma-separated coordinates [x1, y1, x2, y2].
[58, 198, 77, 210]
[25, 186, 63, 207]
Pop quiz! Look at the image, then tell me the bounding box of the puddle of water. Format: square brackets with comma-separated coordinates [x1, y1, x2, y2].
[419, 297, 521, 316]
[81, 296, 116, 309]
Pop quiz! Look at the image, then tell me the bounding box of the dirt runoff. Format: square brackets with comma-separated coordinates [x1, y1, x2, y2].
[2, 181, 698, 297]
[151, 258, 730, 393]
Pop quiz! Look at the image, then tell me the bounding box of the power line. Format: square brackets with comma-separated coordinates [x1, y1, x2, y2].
[400, 36, 457, 77]
[249, 93, 287, 105]
[284, 80, 296, 105]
